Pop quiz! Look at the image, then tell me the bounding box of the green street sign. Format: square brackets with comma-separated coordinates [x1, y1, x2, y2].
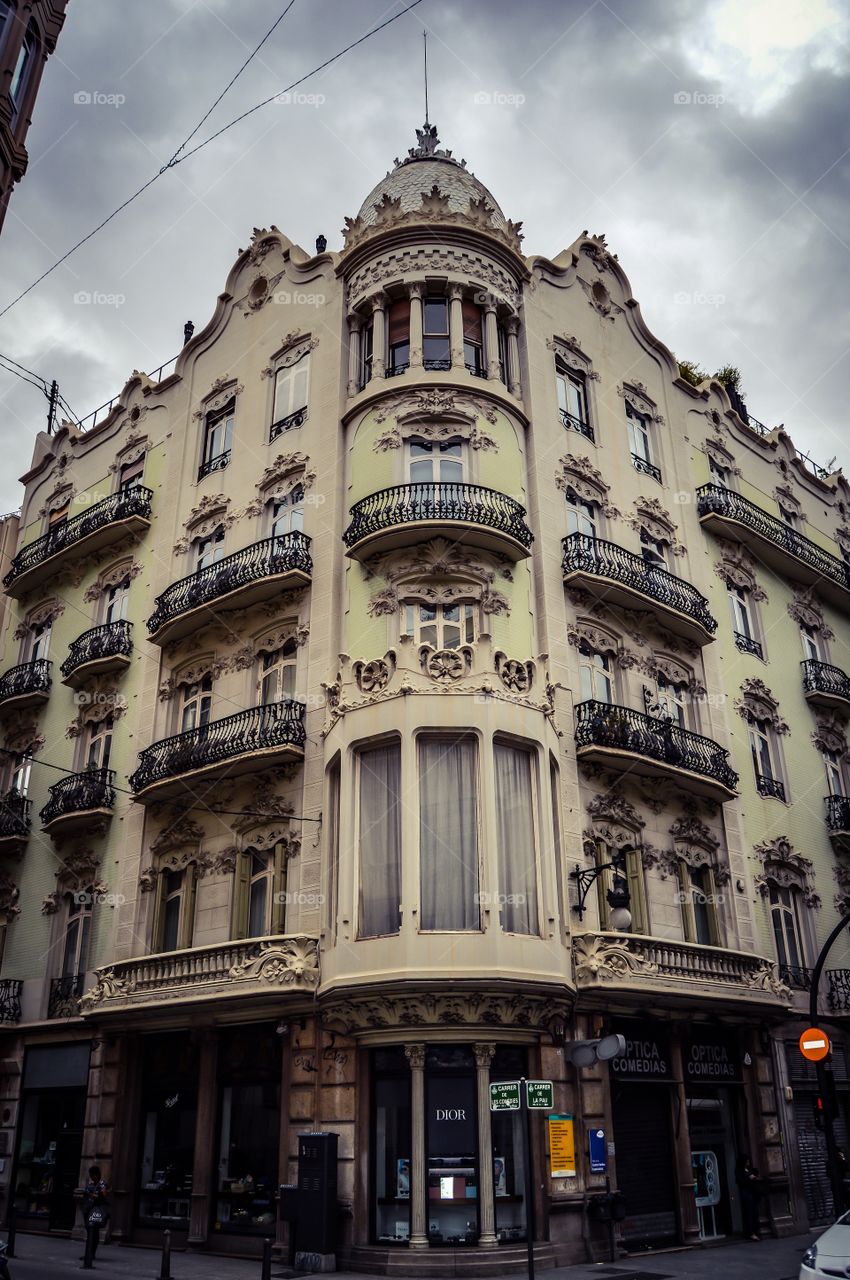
[490, 1081, 521, 1111]
[526, 1080, 554, 1110]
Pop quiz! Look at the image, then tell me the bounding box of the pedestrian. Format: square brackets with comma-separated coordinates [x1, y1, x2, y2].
[81, 1165, 109, 1261]
[735, 1154, 760, 1241]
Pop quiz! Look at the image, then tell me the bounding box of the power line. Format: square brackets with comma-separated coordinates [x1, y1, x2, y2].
[0, 0, 426, 322]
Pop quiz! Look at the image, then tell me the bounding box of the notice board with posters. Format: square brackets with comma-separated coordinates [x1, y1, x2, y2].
[548, 1114, 576, 1178]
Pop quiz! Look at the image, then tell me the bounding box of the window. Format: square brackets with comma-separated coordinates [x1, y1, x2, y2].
[497, 322, 508, 384]
[749, 719, 785, 799]
[564, 487, 596, 539]
[10, 753, 31, 796]
[248, 852, 272, 936]
[199, 400, 234, 478]
[28, 619, 50, 662]
[271, 486, 304, 538]
[728, 583, 762, 657]
[578, 642, 613, 703]
[770, 883, 804, 975]
[156, 867, 196, 953]
[593, 839, 647, 934]
[119, 456, 144, 491]
[10, 22, 35, 110]
[61, 893, 92, 978]
[626, 401, 654, 469]
[259, 640, 297, 703]
[361, 321, 374, 386]
[462, 300, 484, 376]
[556, 362, 590, 436]
[326, 759, 340, 939]
[48, 501, 69, 530]
[419, 737, 479, 931]
[403, 601, 476, 650]
[640, 530, 667, 569]
[779, 503, 798, 528]
[494, 743, 539, 935]
[272, 353, 310, 433]
[825, 750, 846, 798]
[358, 743, 401, 938]
[233, 847, 286, 940]
[408, 438, 463, 485]
[387, 300, 410, 375]
[655, 674, 687, 727]
[422, 296, 450, 369]
[180, 674, 212, 733]
[800, 624, 822, 663]
[85, 717, 113, 771]
[678, 862, 718, 945]
[104, 575, 130, 623]
[196, 527, 225, 570]
[708, 455, 732, 485]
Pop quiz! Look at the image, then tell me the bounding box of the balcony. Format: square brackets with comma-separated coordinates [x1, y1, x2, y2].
[574, 700, 738, 802]
[559, 409, 594, 442]
[562, 534, 717, 646]
[779, 964, 813, 992]
[269, 405, 308, 441]
[697, 484, 850, 609]
[829, 970, 850, 1013]
[0, 791, 31, 852]
[573, 932, 791, 1010]
[147, 533, 312, 646]
[130, 700, 306, 803]
[39, 768, 115, 837]
[60, 621, 133, 686]
[48, 974, 84, 1019]
[3, 487, 153, 597]
[0, 659, 51, 712]
[198, 451, 230, 481]
[343, 482, 533, 562]
[734, 632, 763, 659]
[756, 773, 786, 801]
[80, 934, 319, 1017]
[802, 659, 850, 712]
[0, 979, 22, 1024]
[631, 454, 661, 482]
[826, 794, 850, 851]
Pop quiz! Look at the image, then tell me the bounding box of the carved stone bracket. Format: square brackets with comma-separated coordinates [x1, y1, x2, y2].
[573, 933, 659, 983]
[735, 679, 789, 734]
[228, 937, 319, 986]
[811, 711, 849, 758]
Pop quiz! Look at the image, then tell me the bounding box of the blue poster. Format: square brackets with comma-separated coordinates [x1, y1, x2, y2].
[588, 1127, 607, 1173]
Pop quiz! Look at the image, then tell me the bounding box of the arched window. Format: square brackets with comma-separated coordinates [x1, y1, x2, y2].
[271, 486, 304, 538]
[408, 437, 464, 485]
[769, 882, 805, 981]
[84, 715, 113, 771]
[578, 641, 613, 703]
[104, 574, 130, 623]
[233, 846, 287, 939]
[824, 749, 847, 798]
[555, 359, 590, 436]
[564, 486, 596, 539]
[800, 623, 824, 663]
[728, 581, 763, 658]
[749, 717, 785, 800]
[10, 20, 36, 112]
[655, 672, 688, 728]
[259, 638, 298, 703]
[26, 618, 51, 663]
[626, 401, 655, 474]
[196, 525, 225, 570]
[200, 399, 235, 479]
[640, 527, 667, 569]
[272, 351, 310, 433]
[61, 890, 92, 979]
[154, 865, 197, 953]
[387, 299, 410, 375]
[180, 674, 212, 732]
[677, 862, 719, 945]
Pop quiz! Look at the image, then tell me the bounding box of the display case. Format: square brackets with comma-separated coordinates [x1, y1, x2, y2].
[426, 1158, 478, 1245]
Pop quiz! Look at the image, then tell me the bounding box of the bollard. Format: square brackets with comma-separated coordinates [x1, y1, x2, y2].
[159, 1228, 172, 1280]
[82, 1222, 96, 1270]
[6, 1206, 15, 1258]
[261, 1236, 272, 1280]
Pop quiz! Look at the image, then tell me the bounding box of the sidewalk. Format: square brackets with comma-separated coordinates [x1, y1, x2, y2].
[0, 1230, 819, 1279]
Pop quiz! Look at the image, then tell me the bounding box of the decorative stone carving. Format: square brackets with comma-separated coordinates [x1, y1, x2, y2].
[572, 933, 659, 982]
[348, 246, 519, 311]
[753, 836, 820, 908]
[669, 814, 719, 852]
[787, 587, 834, 639]
[773, 483, 802, 518]
[640, 653, 702, 696]
[38, 481, 75, 519]
[83, 559, 143, 603]
[372, 388, 499, 426]
[108, 437, 149, 474]
[150, 815, 205, 856]
[321, 990, 570, 1035]
[579, 277, 622, 321]
[0, 872, 20, 921]
[495, 653, 534, 693]
[13, 597, 65, 639]
[66, 678, 127, 738]
[256, 451, 315, 495]
[567, 621, 639, 670]
[811, 711, 849, 758]
[367, 587, 400, 617]
[354, 654, 395, 693]
[213, 847, 239, 875]
[586, 790, 645, 853]
[704, 436, 741, 476]
[618, 382, 661, 421]
[627, 497, 685, 555]
[2, 713, 44, 756]
[191, 378, 242, 421]
[158, 657, 218, 702]
[546, 334, 599, 378]
[373, 419, 498, 453]
[556, 454, 619, 518]
[228, 937, 319, 986]
[231, 771, 296, 840]
[423, 647, 470, 682]
[714, 540, 768, 601]
[735, 679, 789, 734]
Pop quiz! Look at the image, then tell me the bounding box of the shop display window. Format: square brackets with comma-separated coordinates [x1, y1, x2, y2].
[372, 1048, 411, 1244]
[137, 1036, 198, 1229]
[213, 1028, 281, 1235]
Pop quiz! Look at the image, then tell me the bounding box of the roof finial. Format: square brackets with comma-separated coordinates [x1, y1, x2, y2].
[423, 29, 429, 126]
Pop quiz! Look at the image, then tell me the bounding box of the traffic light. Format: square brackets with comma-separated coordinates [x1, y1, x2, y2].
[815, 1096, 825, 1132]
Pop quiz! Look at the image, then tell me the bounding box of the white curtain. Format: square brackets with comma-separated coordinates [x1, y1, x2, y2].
[494, 743, 539, 935]
[419, 738, 479, 930]
[358, 744, 401, 937]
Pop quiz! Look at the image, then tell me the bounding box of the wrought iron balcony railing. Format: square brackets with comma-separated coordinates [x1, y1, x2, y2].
[147, 533, 312, 639]
[48, 974, 84, 1019]
[631, 453, 662, 482]
[423, 357, 452, 371]
[269, 405, 308, 441]
[562, 534, 717, 636]
[130, 700, 306, 795]
[756, 773, 786, 801]
[465, 363, 487, 379]
[802, 659, 850, 705]
[574, 700, 738, 793]
[3, 487, 153, 590]
[385, 363, 409, 379]
[734, 632, 763, 658]
[343, 482, 533, 554]
[829, 970, 850, 1013]
[559, 408, 594, 442]
[0, 979, 22, 1023]
[779, 964, 813, 991]
[39, 768, 116, 830]
[826, 794, 850, 834]
[197, 451, 230, 481]
[0, 659, 51, 707]
[697, 484, 850, 595]
[0, 790, 31, 842]
[60, 621, 133, 681]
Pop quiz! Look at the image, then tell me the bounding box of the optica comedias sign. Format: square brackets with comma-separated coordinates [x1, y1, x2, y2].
[609, 1030, 672, 1081]
[683, 1033, 742, 1083]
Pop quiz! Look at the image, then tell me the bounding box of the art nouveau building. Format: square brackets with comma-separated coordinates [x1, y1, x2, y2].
[0, 122, 847, 1269]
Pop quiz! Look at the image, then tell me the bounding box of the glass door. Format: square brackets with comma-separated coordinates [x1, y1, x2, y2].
[425, 1046, 478, 1246]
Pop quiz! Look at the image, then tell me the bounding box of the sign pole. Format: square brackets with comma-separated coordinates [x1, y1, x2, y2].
[808, 910, 850, 1214]
[521, 1078, 536, 1280]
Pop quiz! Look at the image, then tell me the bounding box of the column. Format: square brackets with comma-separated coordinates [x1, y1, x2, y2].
[449, 284, 465, 371]
[371, 293, 386, 379]
[669, 1034, 700, 1244]
[404, 1044, 429, 1250]
[484, 304, 500, 380]
[473, 1043, 498, 1248]
[408, 283, 423, 369]
[188, 1030, 218, 1246]
[346, 315, 362, 397]
[506, 316, 521, 397]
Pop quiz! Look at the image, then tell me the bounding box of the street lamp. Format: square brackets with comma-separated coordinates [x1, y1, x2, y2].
[571, 844, 633, 930]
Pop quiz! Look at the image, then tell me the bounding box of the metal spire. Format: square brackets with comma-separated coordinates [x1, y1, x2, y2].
[423, 29, 429, 125]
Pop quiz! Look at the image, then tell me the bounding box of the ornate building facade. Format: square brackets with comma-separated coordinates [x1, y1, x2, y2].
[0, 121, 846, 1268]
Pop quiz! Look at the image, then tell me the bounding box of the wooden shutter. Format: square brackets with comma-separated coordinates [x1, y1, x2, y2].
[271, 843, 287, 934]
[462, 300, 483, 342]
[232, 850, 251, 940]
[180, 864, 197, 949]
[387, 300, 410, 346]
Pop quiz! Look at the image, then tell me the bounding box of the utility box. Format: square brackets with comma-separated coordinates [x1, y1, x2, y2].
[283, 1131, 339, 1272]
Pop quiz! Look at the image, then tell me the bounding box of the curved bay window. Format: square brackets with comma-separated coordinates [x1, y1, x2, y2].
[423, 296, 450, 369]
[408, 437, 464, 484]
[403, 601, 476, 650]
[462, 300, 484, 376]
[387, 299, 410, 375]
[214, 1027, 281, 1236]
[493, 742, 539, 935]
[419, 737, 480, 932]
[138, 1034, 199, 1231]
[372, 1047, 412, 1244]
[358, 742, 402, 939]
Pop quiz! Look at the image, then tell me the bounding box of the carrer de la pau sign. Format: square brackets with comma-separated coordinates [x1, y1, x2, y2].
[608, 1022, 673, 1081]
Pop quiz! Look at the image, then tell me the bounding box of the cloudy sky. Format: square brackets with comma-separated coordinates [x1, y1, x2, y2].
[0, 0, 848, 510]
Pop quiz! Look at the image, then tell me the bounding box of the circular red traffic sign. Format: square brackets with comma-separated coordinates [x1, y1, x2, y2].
[799, 1027, 831, 1062]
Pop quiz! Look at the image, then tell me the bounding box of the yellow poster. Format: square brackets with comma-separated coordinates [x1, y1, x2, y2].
[549, 1114, 576, 1178]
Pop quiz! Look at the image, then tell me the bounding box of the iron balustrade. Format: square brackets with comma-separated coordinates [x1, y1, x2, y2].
[269, 406, 308, 441]
[802, 659, 850, 703]
[147, 533, 312, 635]
[39, 768, 116, 828]
[574, 700, 738, 791]
[756, 773, 786, 801]
[197, 451, 230, 480]
[779, 964, 813, 991]
[697, 484, 850, 592]
[630, 453, 662, 482]
[828, 969, 850, 1013]
[61, 621, 133, 679]
[0, 790, 31, 841]
[559, 408, 594, 442]
[0, 979, 22, 1023]
[0, 659, 51, 705]
[562, 534, 717, 634]
[385, 364, 409, 379]
[343, 482, 533, 551]
[826, 794, 850, 833]
[734, 631, 763, 658]
[423, 358, 452, 371]
[129, 700, 306, 793]
[48, 974, 84, 1019]
[3, 487, 153, 588]
[465, 363, 487, 378]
